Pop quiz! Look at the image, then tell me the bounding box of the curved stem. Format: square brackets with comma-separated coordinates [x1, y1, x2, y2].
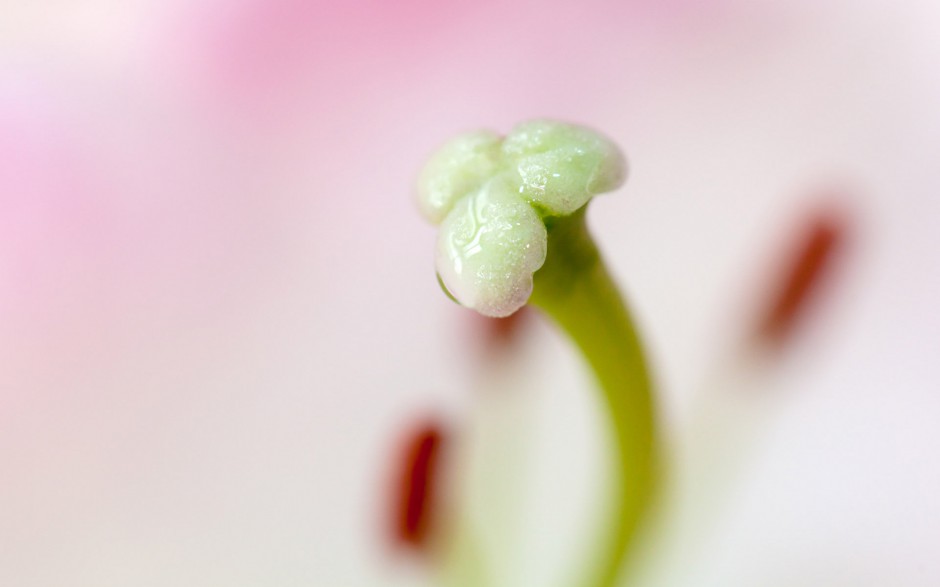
[529, 209, 658, 587]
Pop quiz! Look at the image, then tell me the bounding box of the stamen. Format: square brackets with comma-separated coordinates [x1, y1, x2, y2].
[391, 421, 446, 550]
[755, 206, 846, 347]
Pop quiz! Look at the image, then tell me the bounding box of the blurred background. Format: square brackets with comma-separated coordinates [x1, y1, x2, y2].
[1, 0, 939, 585]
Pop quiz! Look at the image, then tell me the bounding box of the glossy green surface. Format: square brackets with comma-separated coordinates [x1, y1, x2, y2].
[530, 210, 658, 587]
[417, 120, 625, 317]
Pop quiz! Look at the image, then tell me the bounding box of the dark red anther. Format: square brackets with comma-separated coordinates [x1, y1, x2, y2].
[755, 207, 847, 347]
[391, 421, 445, 550]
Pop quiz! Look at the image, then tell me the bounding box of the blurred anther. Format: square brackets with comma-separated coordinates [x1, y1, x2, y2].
[755, 206, 847, 347]
[478, 305, 531, 346]
[391, 420, 446, 550]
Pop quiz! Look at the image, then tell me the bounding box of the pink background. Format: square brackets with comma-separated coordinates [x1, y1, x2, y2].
[2, 1, 939, 585]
